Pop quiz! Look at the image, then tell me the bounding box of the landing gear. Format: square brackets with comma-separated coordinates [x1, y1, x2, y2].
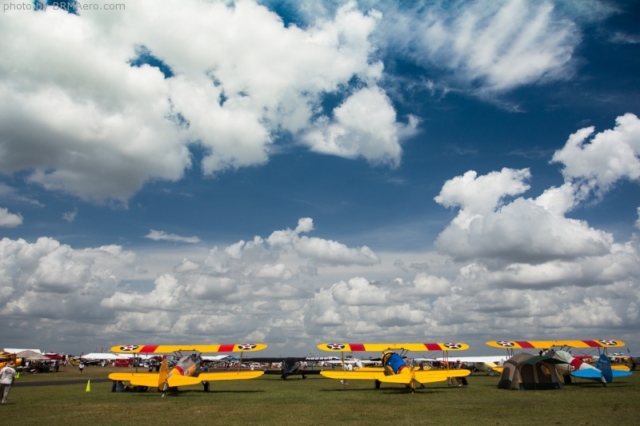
[202, 381, 210, 392]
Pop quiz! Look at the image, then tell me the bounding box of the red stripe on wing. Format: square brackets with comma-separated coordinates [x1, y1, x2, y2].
[349, 344, 365, 351]
[424, 343, 442, 351]
[218, 344, 236, 352]
[140, 345, 159, 352]
[582, 340, 601, 348]
[515, 341, 534, 349]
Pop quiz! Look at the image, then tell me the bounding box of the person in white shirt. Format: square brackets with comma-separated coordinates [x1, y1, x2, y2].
[0, 362, 17, 405]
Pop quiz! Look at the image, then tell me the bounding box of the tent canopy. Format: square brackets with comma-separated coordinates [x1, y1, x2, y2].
[16, 350, 50, 360]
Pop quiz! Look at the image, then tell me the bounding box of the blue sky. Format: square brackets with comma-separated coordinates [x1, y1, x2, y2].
[0, 0, 639, 357]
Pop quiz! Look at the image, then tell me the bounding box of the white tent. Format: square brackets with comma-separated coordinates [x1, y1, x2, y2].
[16, 350, 50, 361]
[81, 353, 129, 361]
[4, 348, 42, 354]
[202, 355, 236, 362]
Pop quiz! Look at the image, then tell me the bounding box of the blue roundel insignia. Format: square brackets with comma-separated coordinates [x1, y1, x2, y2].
[444, 343, 462, 349]
[598, 340, 617, 346]
[496, 341, 515, 347]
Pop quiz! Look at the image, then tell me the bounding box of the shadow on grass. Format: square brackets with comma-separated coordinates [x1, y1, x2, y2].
[120, 389, 266, 397]
[318, 387, 449, 396]
[568, 382, 632, 388]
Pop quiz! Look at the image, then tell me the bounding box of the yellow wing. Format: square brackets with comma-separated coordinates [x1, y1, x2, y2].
[108, 373, 163, 388]
[415, 369, 470, 382]
[108, 371, 204, 388]
[320, 369, 472, 385]
[317, 342, 469, 352]
[486, 340, 625, 350]
[111, 343, 267, 354]
[198, 371, 264, 381]
[167, 376, 203, 387]
[320, 370, 384, 381]
[612, 365, 631, 372]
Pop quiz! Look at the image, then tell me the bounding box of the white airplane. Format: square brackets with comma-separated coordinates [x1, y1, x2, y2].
[412, 355, 507, 374]
[546, 349, 632, 385]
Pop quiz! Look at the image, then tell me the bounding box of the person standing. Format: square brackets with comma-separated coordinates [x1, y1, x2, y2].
[78, 362, 85, 374]
[0, 361, 17, 405]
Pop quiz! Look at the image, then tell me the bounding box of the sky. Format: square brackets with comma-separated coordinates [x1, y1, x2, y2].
[0, 0, 639, 357]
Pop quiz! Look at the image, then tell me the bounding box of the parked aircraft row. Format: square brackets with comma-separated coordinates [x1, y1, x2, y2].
[103, 339, 633, 394]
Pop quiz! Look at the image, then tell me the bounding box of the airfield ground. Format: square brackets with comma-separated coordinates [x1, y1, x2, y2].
[3, 366, 638, 425]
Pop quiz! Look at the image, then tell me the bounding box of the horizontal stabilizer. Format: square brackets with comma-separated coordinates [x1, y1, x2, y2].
[612, 370, 633, 379]
[571, 370, 602, 380]
[108, 373, 161, 388]
[197, 371, 264, 381]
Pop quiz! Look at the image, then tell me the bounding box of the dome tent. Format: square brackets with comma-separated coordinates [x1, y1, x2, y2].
[498, 352, 564, 390]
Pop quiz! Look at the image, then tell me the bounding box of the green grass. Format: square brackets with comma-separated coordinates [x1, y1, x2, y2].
[3, 367, 639, 425]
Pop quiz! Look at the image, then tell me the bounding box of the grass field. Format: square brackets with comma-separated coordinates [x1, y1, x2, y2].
[3, 366, 639, 425]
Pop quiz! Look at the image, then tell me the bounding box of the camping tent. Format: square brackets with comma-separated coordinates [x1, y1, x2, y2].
[498, 352, 564, 390]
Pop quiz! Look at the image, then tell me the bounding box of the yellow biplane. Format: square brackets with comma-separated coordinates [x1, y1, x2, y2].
[317, 342, 471, 392]
[108, 343, 267, 395]
[0, 352, 20, 369]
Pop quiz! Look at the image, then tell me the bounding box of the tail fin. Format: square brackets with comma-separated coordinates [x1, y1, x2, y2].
[596, 354, 613, 383]
[158, 358, 169, 389]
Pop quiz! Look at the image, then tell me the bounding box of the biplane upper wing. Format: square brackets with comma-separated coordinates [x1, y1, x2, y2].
[317, 342, 469, 352]
[110, 343, 267, 354]
[486, 340, 625, 350]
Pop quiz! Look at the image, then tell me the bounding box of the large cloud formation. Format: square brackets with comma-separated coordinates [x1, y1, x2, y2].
[0, 0, 607, 204]
[0, 0, 414, 203]
[2, 113, 640, 353]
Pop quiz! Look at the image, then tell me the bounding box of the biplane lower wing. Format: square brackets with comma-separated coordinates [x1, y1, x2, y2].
[108, 371, 264, 387]
[320, 369, 471, 384]
[396, 369, 471, 383]
[108, 372, 202, 387]
[486, 340, 625, 350]
[320, 371, 384, 381]
[198, 371, 265, 381]
[612, 365, 631, 372]
[108, 373, 163, 388]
